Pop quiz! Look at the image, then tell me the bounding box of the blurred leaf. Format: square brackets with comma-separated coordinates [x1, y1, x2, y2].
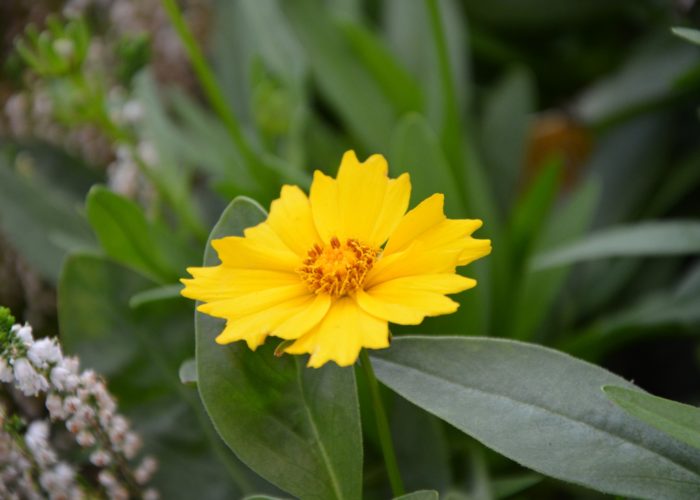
[394, 491, 439, 500]
[391, 396, 451, 492]
[672, 27, 700, 46]
[513, 179, 599, 341]
[492, 473, 542, 499]
[129, 284, 184, 309]
[509, 160, 561, 263]
[86, 186, 185, 283]
[283, 0, 400, 151]
[0, 160, 96, 284]
[532, 221, 700, 270]
[179, 358, 198, 385]
[340, 21, 423, 114]
[383, 0, 469, 129]
[563, 262, 700, 359]
[644, 151, 700, 217]
[59, 254, 264, 499]
[390, 113, 463, 216]
[196, 197, 363, 499]
[575, 35, 700, 126]
[480, 67, 535, 214]
[372, 336, 700, 498]
[604, 386, 700, 450]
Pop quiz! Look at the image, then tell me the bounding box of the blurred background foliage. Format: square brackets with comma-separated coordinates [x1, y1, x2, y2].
[2, 0, 700, 498]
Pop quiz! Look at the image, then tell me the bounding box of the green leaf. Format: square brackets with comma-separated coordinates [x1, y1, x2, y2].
[492, 473, 542, 499]
[391, 396, 451, 492]
[389, 113, 463, 216]
[0, 159, 96, 284]
[511, 178, 599, 341]
[574, 35, 700, 126]
[672, 27, 700, 46]
[340, 21, 422, 114]
[196, 197, 363, 499]
[394, 491, 439, 500]
[86, 186, 184, 283]
[372, 336, 700, 498]
[59, 254, 265, 498]
[283, 0, 399, 151]
[480, 67, 535, 214]
[532, 221, 700, 270]
[604, 386, 700, 451]
[130, 284, 185, 309]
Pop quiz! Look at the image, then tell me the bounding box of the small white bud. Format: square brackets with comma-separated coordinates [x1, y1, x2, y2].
[16, 324, 33, 345]
[0, 358, 14, 383]
[27, 338, 62, 368]
[89, 449, 111, 467]
[14, 358, 49, 396]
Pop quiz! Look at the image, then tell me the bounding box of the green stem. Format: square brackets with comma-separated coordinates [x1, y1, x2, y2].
[159, 0, 257, 166]
[359, 350, 405, 497]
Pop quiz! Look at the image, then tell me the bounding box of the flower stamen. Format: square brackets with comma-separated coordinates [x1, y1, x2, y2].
[298, 236, 378, 296]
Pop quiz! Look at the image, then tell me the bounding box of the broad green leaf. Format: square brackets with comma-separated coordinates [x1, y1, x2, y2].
[480, 67, 535, 214]
[59, 254, 265, 499]
[283, 0, 399, 151]
[86, 186, 184, 283]
[0, 159, 96, 283]
[532, 221, 700, 270]
[672, 27, 700, 46]
[196, 197, 363, 500]
[372, 336, 700, 499]
[604, 386, 700, 451]
[394, 491, 439, 500]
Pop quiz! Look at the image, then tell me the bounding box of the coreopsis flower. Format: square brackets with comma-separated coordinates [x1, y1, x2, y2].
[182, 151, 491, 367]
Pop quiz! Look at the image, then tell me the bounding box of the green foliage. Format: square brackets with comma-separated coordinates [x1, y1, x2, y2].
[3, 1, 700, 498]
[533, 221, 700, 270]
[604, 386, 700, 450]
[371, 337, 700, 498]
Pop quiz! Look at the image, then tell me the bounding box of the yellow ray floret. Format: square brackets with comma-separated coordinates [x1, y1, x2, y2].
[181, 150, 491, 367]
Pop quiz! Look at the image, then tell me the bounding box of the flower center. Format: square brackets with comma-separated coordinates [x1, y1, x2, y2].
[298, 236, 378, 296]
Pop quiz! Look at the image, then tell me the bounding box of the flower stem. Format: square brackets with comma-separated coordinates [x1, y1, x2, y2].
[359, 350, 405, 497]
[159, 0, 257, 166]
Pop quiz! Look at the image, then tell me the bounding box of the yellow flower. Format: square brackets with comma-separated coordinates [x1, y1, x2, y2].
[181, 151, 491, 368]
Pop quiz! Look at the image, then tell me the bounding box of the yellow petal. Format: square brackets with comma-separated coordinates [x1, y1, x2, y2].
[267, 185, 321, 256]
[197, 283, 309, 319]
[309, 170, 339, 243]
[357, 274, 475, 324]
[384, 193, 483, 257]
[284, 297, 389, 367]
[181, 267, 299, 302]
[310, 151, 411, 246]
[212, 231, 299, 272]
[458, 238, 493, 266]
[215, 293, 331, 348]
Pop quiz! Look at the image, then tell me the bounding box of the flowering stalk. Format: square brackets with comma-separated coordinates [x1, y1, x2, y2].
[0, 306, 158, 499]
[359, 350, 405, 497]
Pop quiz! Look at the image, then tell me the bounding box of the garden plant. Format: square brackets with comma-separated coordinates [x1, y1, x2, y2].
[2, 0, 700, 499]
